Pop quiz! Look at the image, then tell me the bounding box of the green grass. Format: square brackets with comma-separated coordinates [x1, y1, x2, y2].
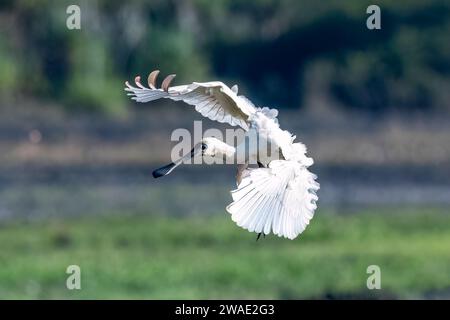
[0, 209, 449, 299]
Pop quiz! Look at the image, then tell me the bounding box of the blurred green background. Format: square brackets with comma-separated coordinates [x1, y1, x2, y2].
[0, 0, 449, 299]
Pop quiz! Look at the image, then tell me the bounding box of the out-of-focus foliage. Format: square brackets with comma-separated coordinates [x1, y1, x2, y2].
[0, 0, 449, 114]
[0, 209, 449, 299]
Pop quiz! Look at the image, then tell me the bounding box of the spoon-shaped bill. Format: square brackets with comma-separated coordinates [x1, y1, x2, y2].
[152, 145, 201, 178]
[152, 162, 178, 178]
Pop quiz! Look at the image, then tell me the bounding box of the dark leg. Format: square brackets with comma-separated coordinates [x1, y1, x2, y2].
[256, 232, 266, 241]
[236, 163, 248, 186]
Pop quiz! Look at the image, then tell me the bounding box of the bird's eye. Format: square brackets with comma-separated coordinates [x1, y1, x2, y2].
[201, 143, 207, 150]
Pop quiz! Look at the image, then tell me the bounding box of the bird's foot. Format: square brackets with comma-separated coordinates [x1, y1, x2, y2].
[256, 232, 266, 241]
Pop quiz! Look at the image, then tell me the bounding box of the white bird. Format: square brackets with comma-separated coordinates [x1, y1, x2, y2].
[125, 70, 320, 240]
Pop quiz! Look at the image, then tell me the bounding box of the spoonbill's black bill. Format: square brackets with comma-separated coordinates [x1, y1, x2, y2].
[152, 146, 201, 178]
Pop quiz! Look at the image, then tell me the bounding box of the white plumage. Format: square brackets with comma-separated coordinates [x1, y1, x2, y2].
[227, 161, 319, 239]
[126, 71, 254, 130]
[125, 70, 320, 240]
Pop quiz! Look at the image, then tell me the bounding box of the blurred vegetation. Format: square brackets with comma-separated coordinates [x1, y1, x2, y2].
[0, 209, 449, 299]
[0, 0, 450, 114]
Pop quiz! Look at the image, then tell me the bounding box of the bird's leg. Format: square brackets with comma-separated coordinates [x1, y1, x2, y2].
[256, 232, 266, 241]
[236, 163, 248, 186]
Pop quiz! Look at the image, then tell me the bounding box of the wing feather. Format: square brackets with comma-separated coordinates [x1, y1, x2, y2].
[125, 72, 256, 130]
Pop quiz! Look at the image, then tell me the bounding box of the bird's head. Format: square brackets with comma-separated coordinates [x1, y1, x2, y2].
[152, 137, 235, 178]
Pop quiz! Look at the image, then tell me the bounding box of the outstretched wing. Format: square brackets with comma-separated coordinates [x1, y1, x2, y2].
[226, 160, 319, 240]
[125, 70, 256, 130]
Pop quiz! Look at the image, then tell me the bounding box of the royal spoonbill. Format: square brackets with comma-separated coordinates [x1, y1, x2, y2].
[125, 70, 319, 240]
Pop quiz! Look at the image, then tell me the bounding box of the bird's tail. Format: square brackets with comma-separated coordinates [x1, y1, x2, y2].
[226, 160, 319, 240]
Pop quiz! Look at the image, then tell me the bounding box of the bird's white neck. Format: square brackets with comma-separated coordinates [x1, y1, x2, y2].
[215, 141, 236, 159]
